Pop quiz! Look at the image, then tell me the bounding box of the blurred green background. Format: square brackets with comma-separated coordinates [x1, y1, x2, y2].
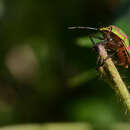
[0, 0, 130, 129]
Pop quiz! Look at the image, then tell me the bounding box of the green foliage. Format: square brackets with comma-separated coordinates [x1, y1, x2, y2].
[65, 97, 122, 124]
[68, 68, 96, 87]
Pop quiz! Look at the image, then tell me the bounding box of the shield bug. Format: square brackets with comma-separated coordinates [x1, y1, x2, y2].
[69, 25, 130, 68]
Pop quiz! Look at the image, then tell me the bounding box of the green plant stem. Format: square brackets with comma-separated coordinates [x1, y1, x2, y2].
[97, 44, 130, 112]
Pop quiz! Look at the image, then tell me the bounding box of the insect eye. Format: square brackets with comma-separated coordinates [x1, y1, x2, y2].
[108, 27, 111, 31]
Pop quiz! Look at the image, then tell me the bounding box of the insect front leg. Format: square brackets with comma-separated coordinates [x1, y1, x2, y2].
[89, 35, 96, 46]
[89, 35, 108, 52]
[90, 35, 104, 40]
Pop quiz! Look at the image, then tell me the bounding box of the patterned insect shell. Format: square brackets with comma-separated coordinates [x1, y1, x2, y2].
[99, 25, 130, 54]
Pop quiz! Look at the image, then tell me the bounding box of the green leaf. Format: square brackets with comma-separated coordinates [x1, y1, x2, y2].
[76, 36, 92, 48]
[68, 68, 96, 87]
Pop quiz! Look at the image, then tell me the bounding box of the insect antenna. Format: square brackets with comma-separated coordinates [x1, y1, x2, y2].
[68, 26, 98, 31]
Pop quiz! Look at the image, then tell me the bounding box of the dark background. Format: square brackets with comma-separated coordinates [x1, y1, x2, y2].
[0, 0, 130, 128]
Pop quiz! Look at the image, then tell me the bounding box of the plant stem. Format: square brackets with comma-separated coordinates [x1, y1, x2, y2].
[97, 44, 130, 112]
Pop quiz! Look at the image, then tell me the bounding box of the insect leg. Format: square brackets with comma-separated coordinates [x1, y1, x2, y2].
[89, 35, 99, 52]
[89, 35, 96, 46]
[100, 50, 118, 66]
[89, 34, 108, 46]
[91, 35, 104, 40]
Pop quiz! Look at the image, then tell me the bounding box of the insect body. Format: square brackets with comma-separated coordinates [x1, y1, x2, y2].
[98, 25, 130, 68]
[69, 25, 130, 68]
